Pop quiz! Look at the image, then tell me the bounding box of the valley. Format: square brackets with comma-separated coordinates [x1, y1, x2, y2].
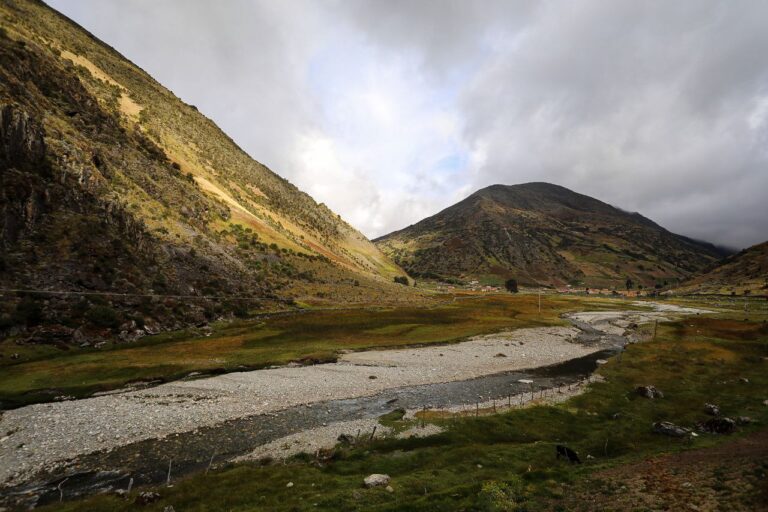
[0, 1, 766, 511]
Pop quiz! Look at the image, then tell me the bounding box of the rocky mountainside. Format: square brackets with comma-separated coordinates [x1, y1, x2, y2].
[375, 182, 729, 288]
[0, 0, 410, 344]
[677, 240, 768, 296]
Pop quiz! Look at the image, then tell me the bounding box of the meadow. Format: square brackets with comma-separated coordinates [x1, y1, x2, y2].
[0, 294, 624, 408]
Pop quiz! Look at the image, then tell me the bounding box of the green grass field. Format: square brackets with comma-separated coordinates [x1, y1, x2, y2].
[0, 294, 626, 408]
[40, 302, 768, 511]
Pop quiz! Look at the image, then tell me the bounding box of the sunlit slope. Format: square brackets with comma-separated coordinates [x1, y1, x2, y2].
[0, 0, 412, 338]
[677, 240, 768, 295]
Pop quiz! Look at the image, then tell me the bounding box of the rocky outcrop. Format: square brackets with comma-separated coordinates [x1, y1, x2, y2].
[0, 103, 46, 169]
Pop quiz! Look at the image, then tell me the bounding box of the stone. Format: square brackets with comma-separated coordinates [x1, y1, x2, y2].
[636, 385, 664, 399]
[736, 416, 753, 425]
[653, 421, 690, 438]
[337, 433, 355, 445]
[704, 403, 720, 416]
[700, 417, 736, 434]
[286, 482, 294, 488]
[385, 485, 394, 493]
[364, 474, 391, 488]
[135, 491, 161, 505]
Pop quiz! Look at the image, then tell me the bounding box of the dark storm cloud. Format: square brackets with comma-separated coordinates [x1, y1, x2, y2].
[49, 0, 768, 248]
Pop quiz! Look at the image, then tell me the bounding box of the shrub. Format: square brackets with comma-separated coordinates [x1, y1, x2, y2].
[504, 279, 519, 293]
[14, 297, 43, 326]
[85, 305, 120, 328]
[394, 276, 409, 286]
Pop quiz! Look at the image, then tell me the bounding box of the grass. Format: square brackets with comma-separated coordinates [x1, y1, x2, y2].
[0, 295, 623, 408]
[41, 306, 768, 511]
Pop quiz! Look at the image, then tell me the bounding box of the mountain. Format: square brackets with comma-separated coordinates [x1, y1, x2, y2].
[676, 241, 768, 296]
[375, 182, 729, 288]
[0, 0, 410, 343]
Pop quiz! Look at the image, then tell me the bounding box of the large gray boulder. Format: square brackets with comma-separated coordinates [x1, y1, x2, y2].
[364, 474, 391, 488]
[653, 421, 690, 437]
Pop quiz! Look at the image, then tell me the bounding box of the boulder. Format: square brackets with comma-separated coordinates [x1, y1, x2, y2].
[704, 403, 720, 416]
[700, 417, 736, 434]
[653, 421, 690, 438]
[134, 491, 160, 505]
[364, 474, 391, 488]
[736, 416, 753, 425]
[337, 433, 355, 445]
[636, 385, 664, 399]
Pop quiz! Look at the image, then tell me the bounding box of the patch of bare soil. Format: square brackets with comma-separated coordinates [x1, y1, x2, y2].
[559, 429, 768, 512]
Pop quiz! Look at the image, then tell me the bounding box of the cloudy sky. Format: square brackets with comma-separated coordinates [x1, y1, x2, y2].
[49, 0, 768, 249]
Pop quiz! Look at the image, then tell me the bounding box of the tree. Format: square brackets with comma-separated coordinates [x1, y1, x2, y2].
[504, 279, 519, 293]
[625, 278, 634, 290]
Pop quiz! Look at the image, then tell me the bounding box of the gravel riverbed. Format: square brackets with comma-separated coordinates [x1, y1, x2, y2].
[0, 302, 707, 488]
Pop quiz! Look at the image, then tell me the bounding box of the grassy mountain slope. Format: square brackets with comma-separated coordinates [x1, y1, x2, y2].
[0, 0, 412, 343]
[677, 240, 768, 296]
[376, 182, 729, 288]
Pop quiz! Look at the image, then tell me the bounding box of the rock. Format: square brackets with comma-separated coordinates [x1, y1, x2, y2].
[653, 421, 690, 437]
[739, 377, 749, 383]
[700, 417, 736, 434]
[704, 403, 720, 416]
[385, 485, 394, 493]
[286, 482, 294, 488]
[337, 433, 355, 445]
[368, 375, 377, 379]
[736, 416, 753, 425]
[636, 385, 664, 399]
[363, 474, 391, 488]
[494, 353, 507, 358]
[763, 400, 768, 407]
[134, 491, 160, 505]
[682, 482, 693, 489]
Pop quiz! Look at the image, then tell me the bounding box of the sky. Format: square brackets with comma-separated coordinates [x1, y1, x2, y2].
[48, 0, 768, 249]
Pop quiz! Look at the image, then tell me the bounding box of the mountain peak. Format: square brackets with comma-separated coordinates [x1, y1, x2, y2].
[376, 182, 725, 288]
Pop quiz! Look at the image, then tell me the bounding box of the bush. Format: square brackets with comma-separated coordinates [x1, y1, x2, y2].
[394, 276, 409, 286]
[85, 305, 120, 328]
[504, 279, 519, 293]
[14, 297, 43, 326]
